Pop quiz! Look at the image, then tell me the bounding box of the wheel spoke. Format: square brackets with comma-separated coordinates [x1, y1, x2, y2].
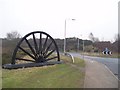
[46, 56, 58, 61]
[42, 36, 48, 52]
[43, 41, 53, 56]
[25, 38, 36, 56]
[44, 49, 55, 58]
[18, 46, 36, 60]
[16, 58, 35, 62]
[33, 33, 38, 53]
[39, 33, 42, 54]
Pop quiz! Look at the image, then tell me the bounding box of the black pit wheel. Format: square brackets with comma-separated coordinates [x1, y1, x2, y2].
[11, 31, 60, 65]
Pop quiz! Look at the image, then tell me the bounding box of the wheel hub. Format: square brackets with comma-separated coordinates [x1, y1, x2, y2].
[35, 54, 45, 63]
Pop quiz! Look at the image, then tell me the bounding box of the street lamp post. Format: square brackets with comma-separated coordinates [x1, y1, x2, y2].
[64, 19, 75, 54]
[83, 39, 84, 59]
[64, 19, 66, 54]
[77, 38, 79, 52]
[80, 34, 84, 59]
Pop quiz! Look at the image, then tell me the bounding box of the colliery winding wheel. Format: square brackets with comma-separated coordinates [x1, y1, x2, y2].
[3, 31, 62, 69]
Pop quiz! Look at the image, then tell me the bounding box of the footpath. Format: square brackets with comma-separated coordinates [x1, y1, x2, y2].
[84, 59, 119, 88]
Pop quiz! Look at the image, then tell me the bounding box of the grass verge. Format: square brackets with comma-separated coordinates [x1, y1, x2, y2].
[81, 52, 119, 58]
[2, 55, 85, 88]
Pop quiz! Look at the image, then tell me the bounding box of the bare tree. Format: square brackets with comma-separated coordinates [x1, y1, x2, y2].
[89, 32, 99, 42]
[89, 33, 94, 42]
[94, 37, 99, 42]
[6, 31, 21, 40]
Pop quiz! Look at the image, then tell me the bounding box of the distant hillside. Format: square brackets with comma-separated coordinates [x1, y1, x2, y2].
[2, 37, 118, 53]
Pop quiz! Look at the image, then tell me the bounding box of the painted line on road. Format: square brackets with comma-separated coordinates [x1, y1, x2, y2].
[104, 65, 119, 81]
[90, 60, 94, 63]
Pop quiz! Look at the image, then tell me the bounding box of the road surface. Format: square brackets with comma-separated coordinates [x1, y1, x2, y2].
[69, 52, 119, 80]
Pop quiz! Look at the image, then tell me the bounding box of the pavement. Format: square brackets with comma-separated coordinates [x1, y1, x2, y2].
[84, 55, 119, 79]
[84, 59, 119, 88]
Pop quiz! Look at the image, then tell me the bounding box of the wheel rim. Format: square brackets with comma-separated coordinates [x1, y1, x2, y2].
[11, 31, 60, 64]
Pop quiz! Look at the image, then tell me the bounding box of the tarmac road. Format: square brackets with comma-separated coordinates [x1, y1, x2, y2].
[69, 52, 119, 80]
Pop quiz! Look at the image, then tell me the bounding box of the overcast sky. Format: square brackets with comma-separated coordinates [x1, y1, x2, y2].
[0, 0, 119, 41]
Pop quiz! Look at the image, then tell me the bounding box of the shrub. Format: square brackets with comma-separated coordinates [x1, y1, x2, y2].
[2, 53, 11, 64]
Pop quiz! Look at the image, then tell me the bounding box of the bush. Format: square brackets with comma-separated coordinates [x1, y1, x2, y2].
[2, 53, 11, 64]
[2, 39, 20, 64]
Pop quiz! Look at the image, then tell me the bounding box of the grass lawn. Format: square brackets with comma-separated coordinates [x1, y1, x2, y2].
[2, 55, 85, 88]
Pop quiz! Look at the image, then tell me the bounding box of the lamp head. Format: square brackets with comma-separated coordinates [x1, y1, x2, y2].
[72, 19, 76, 21]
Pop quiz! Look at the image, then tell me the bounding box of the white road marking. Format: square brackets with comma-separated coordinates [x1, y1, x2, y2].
[90, 60, 94, 63]
[104, 65, 119, 81]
